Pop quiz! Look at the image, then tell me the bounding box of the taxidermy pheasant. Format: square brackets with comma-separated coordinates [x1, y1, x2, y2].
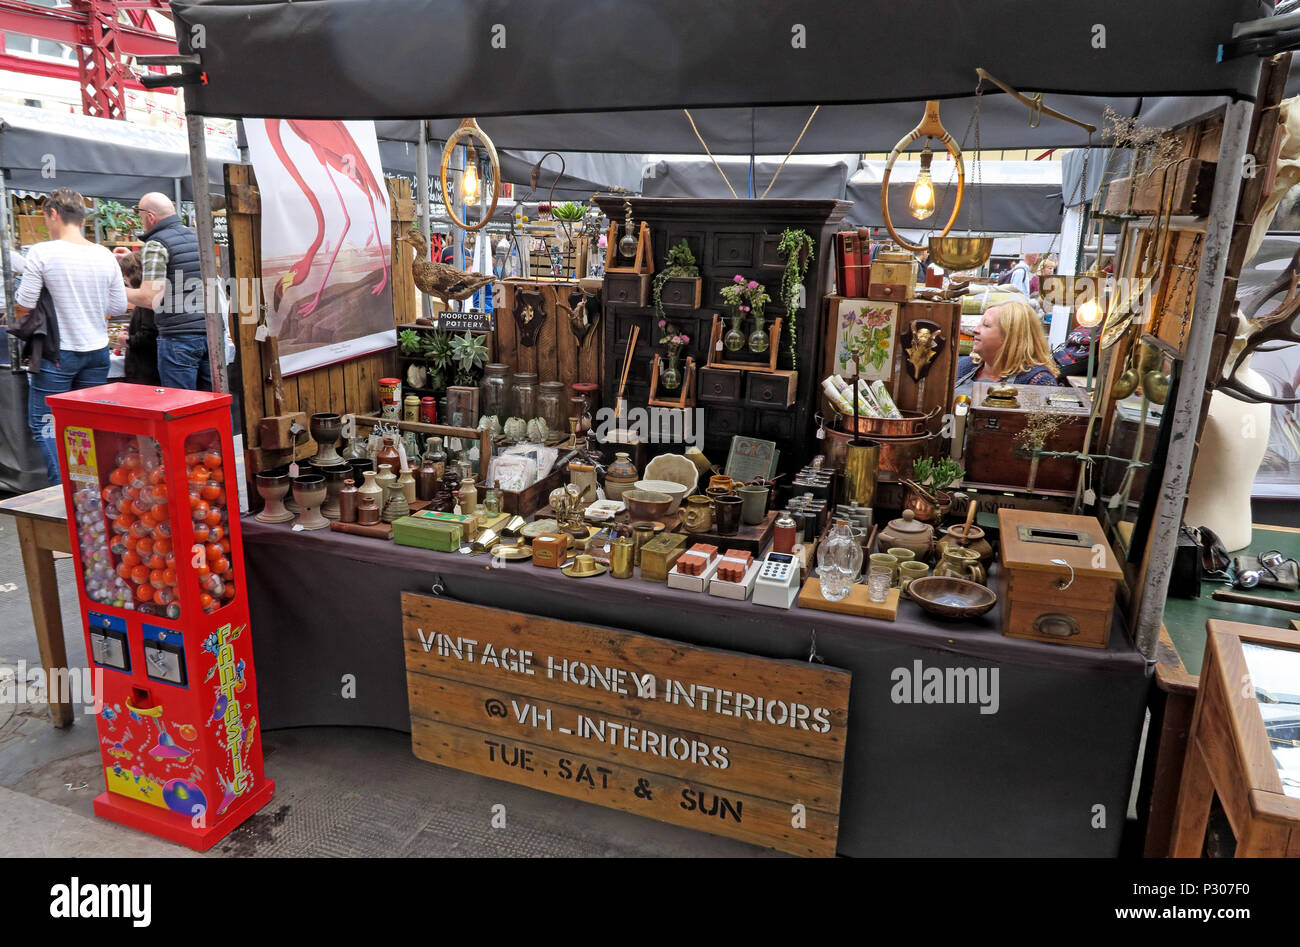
[399, 227, 495, 310]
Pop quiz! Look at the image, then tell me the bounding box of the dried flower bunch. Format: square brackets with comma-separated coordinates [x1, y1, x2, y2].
[1014, 410, 1067, 454]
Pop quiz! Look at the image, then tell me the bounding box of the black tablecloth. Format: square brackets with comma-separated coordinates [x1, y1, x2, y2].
[241, 516, 1150, 857]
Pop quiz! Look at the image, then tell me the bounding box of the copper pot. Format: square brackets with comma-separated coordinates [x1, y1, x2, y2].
[903, 484, 951, 523]
[840, 409, 937, 439]
[824, 427, 936, 477]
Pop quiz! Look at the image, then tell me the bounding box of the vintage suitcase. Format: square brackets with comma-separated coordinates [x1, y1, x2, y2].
[834, 230, 871, 297]
[867, 245, 916, 302]
[998, 509, 1124, 649]
[966, 383, 1092, 492]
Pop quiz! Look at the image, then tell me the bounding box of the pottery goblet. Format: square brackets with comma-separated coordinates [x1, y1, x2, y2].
[254, 468, 295, 523]
[310, 412, 344, 465]
[291, 473, 329, 530]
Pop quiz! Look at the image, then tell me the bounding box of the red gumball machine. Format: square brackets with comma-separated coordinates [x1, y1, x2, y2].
[46, 384, 274, 851]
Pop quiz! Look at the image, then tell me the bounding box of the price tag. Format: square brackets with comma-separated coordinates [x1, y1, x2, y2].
[291, 523, 304, 532]
[288, 462, 299, 478]
[254, 324, 269, 341]
[1084, 488, 1096, 506]
[715, 339, 723, 351]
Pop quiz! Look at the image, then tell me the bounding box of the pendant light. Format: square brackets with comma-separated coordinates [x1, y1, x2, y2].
[439, 118, 500, 232]
[909, 145, 937, 220]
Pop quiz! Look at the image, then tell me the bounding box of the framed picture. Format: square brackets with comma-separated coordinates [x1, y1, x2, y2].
[833, 298, 898, 381]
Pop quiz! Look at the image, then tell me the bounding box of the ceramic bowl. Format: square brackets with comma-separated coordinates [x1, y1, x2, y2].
[905, 576, 997, 620]
[634, 478, 689, 513]
[623, 489, 673, 521]
[643, 453, 700, 497]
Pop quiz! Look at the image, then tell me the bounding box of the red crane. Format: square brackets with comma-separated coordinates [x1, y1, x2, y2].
[0, 0, 179, 119]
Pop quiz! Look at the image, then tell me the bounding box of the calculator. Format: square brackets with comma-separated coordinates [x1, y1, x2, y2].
[753, 552, 800, 609]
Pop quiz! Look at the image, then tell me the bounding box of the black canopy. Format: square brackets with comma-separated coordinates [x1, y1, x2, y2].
[174, 0, 1267, 129]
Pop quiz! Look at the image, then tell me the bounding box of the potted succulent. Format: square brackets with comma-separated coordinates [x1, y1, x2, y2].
[651, 239, 702, 318]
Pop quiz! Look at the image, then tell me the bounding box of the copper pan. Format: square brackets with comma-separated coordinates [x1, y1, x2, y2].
[824, 427, 936, 477]
[839, 408, 937, 439]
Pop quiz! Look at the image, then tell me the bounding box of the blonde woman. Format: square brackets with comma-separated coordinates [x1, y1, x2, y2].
[956, 300, 1061, 389]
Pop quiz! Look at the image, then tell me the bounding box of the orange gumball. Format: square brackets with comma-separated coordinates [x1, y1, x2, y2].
[205, 542, 223, 561]
[207, 526, 224, 542]
[219, 538, 232, 554]
[135, 584, 154, 602]
[188, 465, 210, 484]
[153, 538, 172, 556]
[121, 550, 142, 568]
[163, 567, 177, 586]
[130, 564, 149, 584]
[117, 563, 134, 580]
[221, 583, 236, 600]
[203, 451, 222, 468]
[185, 451, 203, 466]
[136, 537, 153, 556]
[149, 554, 166, 571]
[149, 467, 167, 485]
[195, 562, 211, 579]
[204, 510, 222, 527]
[208, 467, 224, 483]
[150, 569, 167, 588]
[114, 513, 134, 531]
[191, 523, 210, 543]
[211, 557, 230, 575]
[198, 592, 213, 609]
[200, 483, 221, 501]
[123, 454, 141, 470]
[191, 500, 210, 520]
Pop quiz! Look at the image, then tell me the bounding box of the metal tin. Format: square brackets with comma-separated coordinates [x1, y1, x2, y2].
[419, 397, 437, 424]
[403, 395, 420, 422]
[379, 377, 401, 420]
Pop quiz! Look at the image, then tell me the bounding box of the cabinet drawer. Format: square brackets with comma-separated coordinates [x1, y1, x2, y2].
[746, 370, 798, 408]
[605, 273, 649, 306]
[705, 405, 744, 438]
[712, 233, 755, 268]
[756, 410, 797, 442]
[866, 281, 912, 302]
[698, 367, 743, 403]
[759, 233, 786, 268]
[660, 277, 702, 310]
[1004, 570, 1118, 615]
[1002, 600, 1113, 649]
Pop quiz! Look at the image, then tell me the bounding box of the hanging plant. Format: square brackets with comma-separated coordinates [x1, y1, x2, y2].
[778, 228, 814, 369]
[651, 239, 700, 322]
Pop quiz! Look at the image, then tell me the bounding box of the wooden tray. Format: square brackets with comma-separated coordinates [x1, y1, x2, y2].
[683, 510, 777, 558]
[797, 578, 899, 620]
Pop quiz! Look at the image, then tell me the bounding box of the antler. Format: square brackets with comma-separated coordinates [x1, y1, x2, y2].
[1221, 246, 1300, 405]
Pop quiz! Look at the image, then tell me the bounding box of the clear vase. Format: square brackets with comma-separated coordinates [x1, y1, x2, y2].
[748, 311, 769, 354]
[660, 350, 682, 391]
[724, 309, 746, 352]
[816, 519, 864, 602]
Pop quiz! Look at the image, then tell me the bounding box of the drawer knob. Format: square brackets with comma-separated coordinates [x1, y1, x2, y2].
[1033, 614, 1080, 638]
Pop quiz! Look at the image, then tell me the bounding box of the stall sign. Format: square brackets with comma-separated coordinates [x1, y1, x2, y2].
[433, 309, 493, 333]
[402, 593, 850, 857]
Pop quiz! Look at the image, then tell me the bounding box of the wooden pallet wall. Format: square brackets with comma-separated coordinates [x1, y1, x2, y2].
[225, 163, 416, 476]
[495, 279, 602, 387]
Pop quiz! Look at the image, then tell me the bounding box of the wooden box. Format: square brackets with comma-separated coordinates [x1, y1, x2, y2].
[698, 366, 744, 403]
[639, 532, 688, 582]
[660, 276, 702, 310]
[998, 509, 1123, 649]
[745, 370, 798, 408]
[605, 273, 650, 307]
[966, 383, 1092, 492]
[867, 248, 916, 303]
[392, 516, 462, 552]
[531, 533, 570, 568]
[444, 387, 479, 428]
[486, 465, 566, 517]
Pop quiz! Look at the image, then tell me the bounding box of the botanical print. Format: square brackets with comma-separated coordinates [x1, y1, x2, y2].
[835, 299, 898, 380]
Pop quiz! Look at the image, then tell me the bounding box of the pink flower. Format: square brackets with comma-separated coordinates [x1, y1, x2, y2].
[658, 319, 666, 328]
[733, 274, 745, 283]
[747, 280, 759, 290]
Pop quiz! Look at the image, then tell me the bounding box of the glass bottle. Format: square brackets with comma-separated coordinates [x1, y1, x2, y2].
[537, 381, 566, 433]
[510, 371, 538, 419]
[342, 434, 369, 461]
[483, 480, 502, 517]
[425, 437, 447, 479]
[816, 519, 863, 602]
[480, 363, 510, 421]
[774, 511, 798, 554]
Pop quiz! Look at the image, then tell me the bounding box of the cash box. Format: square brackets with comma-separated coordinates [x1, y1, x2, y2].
[998, 509, 1124, 649]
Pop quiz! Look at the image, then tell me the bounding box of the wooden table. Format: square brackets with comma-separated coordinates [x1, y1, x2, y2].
[0, 486, 74, 727]
[1171, 620, 1300, 856]
[1144, 524, 1300, 856]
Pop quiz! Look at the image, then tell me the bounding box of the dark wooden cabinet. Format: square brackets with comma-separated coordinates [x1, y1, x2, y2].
[598, 198, 849, 471]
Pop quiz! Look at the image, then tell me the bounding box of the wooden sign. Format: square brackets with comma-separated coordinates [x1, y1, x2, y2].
[433, 309, 494, 333]
[401, 594, 851, 857]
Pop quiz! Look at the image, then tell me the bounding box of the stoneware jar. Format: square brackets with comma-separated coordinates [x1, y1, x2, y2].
[604, 452, 639, 500]
[876, 509, 934, 561]
[681, 495, 713, 532]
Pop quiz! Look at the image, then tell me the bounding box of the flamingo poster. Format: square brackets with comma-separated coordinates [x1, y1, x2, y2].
[244, 118, 395, 376]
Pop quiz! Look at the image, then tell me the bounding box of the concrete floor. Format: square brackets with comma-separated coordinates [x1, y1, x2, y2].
[0, 507, 775, 857]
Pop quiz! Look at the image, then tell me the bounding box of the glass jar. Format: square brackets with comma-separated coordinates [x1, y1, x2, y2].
[480, 363, 510, 421]
[537, 381, 566, 433]
[510, 372, 538, 419]
[571, 382, 600, 419]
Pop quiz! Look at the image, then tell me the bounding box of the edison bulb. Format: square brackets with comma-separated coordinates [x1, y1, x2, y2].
[462, 163, 480, 204]
[1075, 299, 1102, 327]
[909, 168, 935, 220]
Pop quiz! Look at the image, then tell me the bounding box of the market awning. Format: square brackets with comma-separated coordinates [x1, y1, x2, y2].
[0, 104, 239, 202]
[172, 0, 1267, 124]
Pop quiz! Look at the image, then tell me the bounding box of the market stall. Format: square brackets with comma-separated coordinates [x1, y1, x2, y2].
[43, 0, 1287, 856]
